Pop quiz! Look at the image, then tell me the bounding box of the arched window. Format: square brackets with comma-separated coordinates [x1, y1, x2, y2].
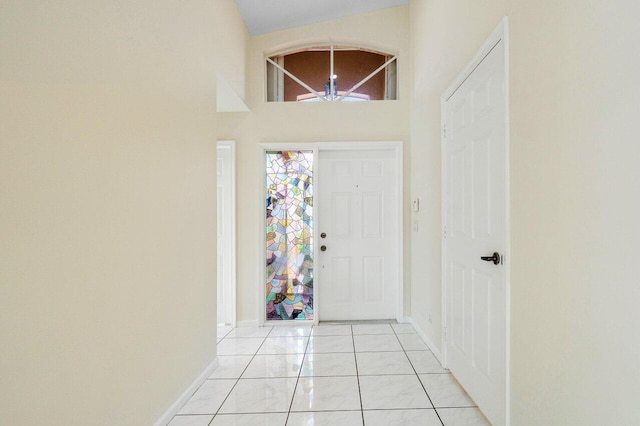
[266, 44, 397, 102]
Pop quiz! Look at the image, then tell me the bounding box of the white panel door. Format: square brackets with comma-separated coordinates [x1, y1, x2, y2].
[217, 143, 235, 326]
[318, 149, 398, 320]
[444, 40, 507, 425]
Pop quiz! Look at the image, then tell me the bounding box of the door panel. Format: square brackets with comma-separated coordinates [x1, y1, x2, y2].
[362, 192, 383, 238]
[362, 256, 384, 303]
[362, 159, 383, 177]
[332, 193, 351, 237]
[450, 263, 466, 353]
[444, 39, 507, 426]
[330, 257, 352, 303]
[449, 146, 468, 238]
[473, 136, 492, 238]
[318, 149, 398, 321]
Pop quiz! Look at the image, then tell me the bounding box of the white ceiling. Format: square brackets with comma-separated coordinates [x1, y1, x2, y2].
[234, 0, 410, 36]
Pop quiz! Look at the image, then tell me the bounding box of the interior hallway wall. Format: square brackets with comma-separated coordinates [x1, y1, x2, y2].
[218, 6, 411, 325]
[410, 0, 640, 424]
[0, 1, 247, 424]
[409, 0, 506, 356]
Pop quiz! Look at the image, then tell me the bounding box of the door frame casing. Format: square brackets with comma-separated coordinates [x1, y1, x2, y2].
[217, 140, 237, 327]
[440, 17, 510, 425]
[258, 141, 404, 326]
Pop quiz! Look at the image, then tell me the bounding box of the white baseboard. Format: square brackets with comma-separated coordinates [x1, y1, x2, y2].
[236, 320, 258, 327]
[153, 356, 219, 426]
[406, 316, 444, 364]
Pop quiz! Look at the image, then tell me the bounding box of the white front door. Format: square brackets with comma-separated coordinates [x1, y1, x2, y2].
[318, 149, 399, 321]
[443, 35, 508, 425]
[217, 142, 235, 326]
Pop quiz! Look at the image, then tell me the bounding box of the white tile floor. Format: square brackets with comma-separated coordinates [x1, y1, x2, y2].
[167, 323, 490, 426]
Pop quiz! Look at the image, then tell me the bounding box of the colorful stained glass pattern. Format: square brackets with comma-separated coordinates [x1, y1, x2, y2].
[266, 151, 313, 321]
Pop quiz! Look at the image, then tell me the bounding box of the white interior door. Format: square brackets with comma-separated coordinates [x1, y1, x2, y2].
[318, 149, 399, 321]
[217, 142, 235, 326]
[443, 36, 508, 425]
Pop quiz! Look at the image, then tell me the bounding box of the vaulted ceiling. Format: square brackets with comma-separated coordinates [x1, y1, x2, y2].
[234, 0, 410, 35]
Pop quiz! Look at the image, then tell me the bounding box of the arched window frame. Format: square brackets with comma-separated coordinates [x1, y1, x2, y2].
[265, 44, 398, 102]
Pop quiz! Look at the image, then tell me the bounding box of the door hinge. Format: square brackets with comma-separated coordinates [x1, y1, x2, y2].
[443, 226, 447, 239]
[443, 326, 448, 340]
[443, 124, 447, 139]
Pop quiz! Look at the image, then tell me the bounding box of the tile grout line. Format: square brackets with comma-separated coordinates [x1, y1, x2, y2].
[203, 324, 453, 426]
[199, 409, 364, 415]
[391, 325, 445, 426]
[216, 326, 234, 341]
[168, 330, 237, 425]
[169, 335, 237, 426]
[350, 325, 366, 426]
[284, 324, 314, 425]
[206, 329, 273, 426]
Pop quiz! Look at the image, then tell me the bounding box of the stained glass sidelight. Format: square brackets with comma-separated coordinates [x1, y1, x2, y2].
[265, 151, 314, 321]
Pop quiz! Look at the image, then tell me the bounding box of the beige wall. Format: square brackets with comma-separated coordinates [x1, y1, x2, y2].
[211, 0, 250, 100]
[4, 0, 639, 423]
[219, 6, 411, 324]
[0, 1, 247, 424]
[409, 0, 506, 355]
[411, 0, 640, 424]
